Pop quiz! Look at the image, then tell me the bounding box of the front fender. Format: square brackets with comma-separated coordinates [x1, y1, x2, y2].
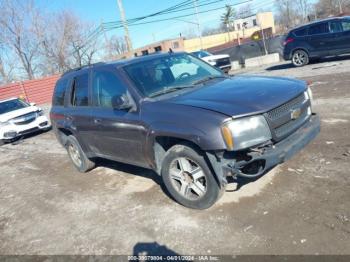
[144, 121, 226, 171]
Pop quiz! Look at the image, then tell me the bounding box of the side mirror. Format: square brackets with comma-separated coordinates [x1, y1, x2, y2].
[30, 102, 36, 106]
[111, 94, 132, 110]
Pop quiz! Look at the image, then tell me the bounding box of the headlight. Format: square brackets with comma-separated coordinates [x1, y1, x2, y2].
[221, 115, 272, 151]
[307, 87, 313, 102]
[37, 110, 44, 116]
[0, 121, 10, 128]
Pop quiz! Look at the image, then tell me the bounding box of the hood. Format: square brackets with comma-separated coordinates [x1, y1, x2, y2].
[169, 75, 307, 118]
[0, 106, 39, 123]
[202, 54, 229, 61]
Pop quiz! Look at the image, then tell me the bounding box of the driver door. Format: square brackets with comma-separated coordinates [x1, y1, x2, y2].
[89, 67, 147, 167]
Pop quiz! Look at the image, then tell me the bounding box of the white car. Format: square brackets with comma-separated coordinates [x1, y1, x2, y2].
[0, 98, 51, 144]
[191, 50, 231, 73]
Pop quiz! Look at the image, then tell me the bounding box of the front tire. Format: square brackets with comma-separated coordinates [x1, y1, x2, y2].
[161, 144, 224, 209]
[66, 135, 95, 172]
[292, 49, 309, 67]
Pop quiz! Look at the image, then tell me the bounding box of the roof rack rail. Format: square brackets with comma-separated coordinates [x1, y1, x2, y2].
[62, 62, 105, 76]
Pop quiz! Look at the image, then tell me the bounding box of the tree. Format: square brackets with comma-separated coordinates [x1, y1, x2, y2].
[275, 0, 300, 31]
[104, 35, 128, 59]
[35, 10, 99, 74]
[237, 4, 254, 18]
[221, 5, 236, 31]
[0, 0, 41, 79]
[315, 0, 350, 17]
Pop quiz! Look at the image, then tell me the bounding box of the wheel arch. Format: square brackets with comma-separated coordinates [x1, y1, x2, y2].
[56, 127, 73, 146]
[292, 47, 310, 57]
[152, 135, 203, 174]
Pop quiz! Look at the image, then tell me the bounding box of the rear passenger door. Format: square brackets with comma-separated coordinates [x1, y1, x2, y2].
[340, 19, 350, 53]
[307, 22, 332, 57]
[328, 20, 345, 54]
[65, 71, 93, 153]
[89, 67, 147, 167]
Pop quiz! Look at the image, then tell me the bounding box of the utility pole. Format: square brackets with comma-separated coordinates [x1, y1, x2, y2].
[116, 0, 133, 52]
[192, 0, 203, 50]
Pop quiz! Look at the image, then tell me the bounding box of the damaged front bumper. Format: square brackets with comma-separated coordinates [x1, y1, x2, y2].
[207, 114, 320, 184]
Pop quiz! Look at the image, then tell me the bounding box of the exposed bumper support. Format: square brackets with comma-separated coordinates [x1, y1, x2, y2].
[207, 114, 320, 184]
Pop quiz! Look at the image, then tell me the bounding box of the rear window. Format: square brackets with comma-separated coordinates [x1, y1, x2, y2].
[71, 73, 89, 107]
[294, 28, 307, 37]
[308, 22, 329, 35]
[53, 78, 68, 106]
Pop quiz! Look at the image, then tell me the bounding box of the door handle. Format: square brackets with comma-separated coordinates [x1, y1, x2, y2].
[66, 116, 73, 121]
[94, 119, 102, 124]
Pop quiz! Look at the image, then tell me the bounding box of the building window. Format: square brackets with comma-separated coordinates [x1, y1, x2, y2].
[172, 41, 179, 49]
[154, 46, 162, 52]
[141, 50, 149, 56]
[253, 19, 257, 26]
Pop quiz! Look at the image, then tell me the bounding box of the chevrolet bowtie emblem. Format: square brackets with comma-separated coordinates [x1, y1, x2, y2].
[291, 108, 302, 120]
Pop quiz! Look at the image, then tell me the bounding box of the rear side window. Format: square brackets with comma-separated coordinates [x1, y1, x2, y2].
[329, 21, 342, 33]
[294, 28, 307, 37]
[53, 78, 68, 106]
[71, 73, 89, 107]
[308, 23, 329, 35]
[342, 20, 350, 31]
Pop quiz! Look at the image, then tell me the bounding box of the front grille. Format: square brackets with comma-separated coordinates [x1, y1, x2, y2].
[265, 93, 311, 141]
[216, 57, 230, 67]
[12, 112, 37, 125]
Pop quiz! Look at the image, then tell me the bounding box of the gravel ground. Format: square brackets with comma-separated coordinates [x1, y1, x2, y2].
[0, 57, 349, 255]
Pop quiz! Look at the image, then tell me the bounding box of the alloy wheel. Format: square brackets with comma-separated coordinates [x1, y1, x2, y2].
[292, 50, 308, 66]
[68, 143, 82, 167]
[169, 157, 207, 200]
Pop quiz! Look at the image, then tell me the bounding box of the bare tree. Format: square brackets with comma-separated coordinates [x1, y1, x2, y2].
[237, 4, 254, 18]
[34, 10, 99, 74]
[275, 0, 300, 31]
[105, 35, 128, 59]
[296, 0, 312, 23]
[0, 0, 41, 79]
[315, 0, 350, 17]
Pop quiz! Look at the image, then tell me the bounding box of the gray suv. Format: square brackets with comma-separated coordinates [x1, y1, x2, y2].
[51, 52, 320, 209]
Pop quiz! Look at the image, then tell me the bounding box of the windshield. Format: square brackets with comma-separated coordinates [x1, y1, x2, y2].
[0, 99, 29, 115]
[191, 51, 211, 58]
[124, 53, 223, 98]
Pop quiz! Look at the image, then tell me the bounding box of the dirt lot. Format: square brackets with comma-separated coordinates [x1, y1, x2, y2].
[0, 56, 350, 255]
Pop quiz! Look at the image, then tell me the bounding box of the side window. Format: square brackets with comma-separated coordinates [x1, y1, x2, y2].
[71, 73, 89, 107]
[342, 20, 350, 32]
[294, 28, 307, 37]
[92, 69, 127, 108]
[308, 23, 329, 35]
[329, 21, 342, 33]
[53, 78, 68, 106]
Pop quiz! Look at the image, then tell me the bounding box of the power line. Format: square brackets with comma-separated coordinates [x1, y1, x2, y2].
[81, 0, 275, 53]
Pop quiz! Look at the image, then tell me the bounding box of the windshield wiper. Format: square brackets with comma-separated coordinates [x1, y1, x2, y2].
[192, 75, 228, 85]
[149, 85, 195, 98]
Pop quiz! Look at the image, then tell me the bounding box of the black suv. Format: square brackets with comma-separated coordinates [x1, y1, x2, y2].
[51, 52, 320, 209]
[283, 17, 350, 67]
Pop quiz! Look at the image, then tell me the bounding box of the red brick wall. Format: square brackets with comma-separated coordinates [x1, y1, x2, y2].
[0, 75, 60, 105]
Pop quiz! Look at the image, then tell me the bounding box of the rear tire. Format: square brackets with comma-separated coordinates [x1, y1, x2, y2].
[292, 49, 309, 67]
[161, 144, 224, 209]
[66, 135, 95, 173]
